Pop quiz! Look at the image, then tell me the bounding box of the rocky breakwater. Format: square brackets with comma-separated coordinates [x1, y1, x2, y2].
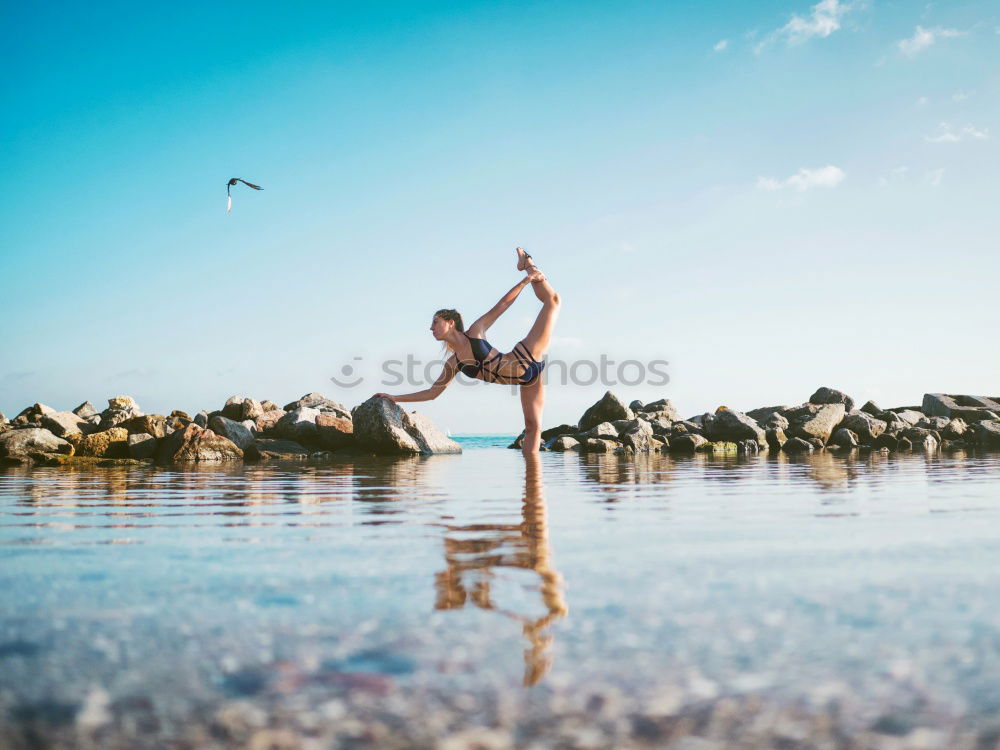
[512, 386, 1000, 455]
[0, 394, 459, 467]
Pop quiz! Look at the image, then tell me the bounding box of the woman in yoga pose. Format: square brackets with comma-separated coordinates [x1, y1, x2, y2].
[373, 248, 561, 453]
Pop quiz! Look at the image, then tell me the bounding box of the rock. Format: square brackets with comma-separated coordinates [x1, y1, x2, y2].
[255, 410, 286, 433]
[839, 411, 887, 443]
[809, 387, 855, 412]
[671, 420, 703, 436]
[704, 441, 739, 454]
[108, 395, 139, 411]
[12, 403, 57, 426]
[73, 401, 98, 418]
[915, 416, 950, 431]
[970, 420, 1000, 447]
[923, 393, 1000, 422]
[784, 404, 821, 422]
[766, 427, 786, 450]
[612, 419, 636, 434]
[169, 410, 192, 428]
[156, 424, 243, 463]
[670, 434, 708, 452]
[942, 418, 967, 439]
[746, 405, 789, 423]
[861, 400, 886, 418]
[221, 396, 265, 422]
[78, 428, 130, 458]
[579, 392, 634, 432]
[275, 407, 321, 446]
[896, 436, 913, 451]
[540, 424, 579, 441]
[121, 414, 168, 438]
[284, 392, 350, 417]
[704, 408, 766, 446]
[789, 404, 845, 444]
[261, 400, 279, 412]
[652, 435, 669, 449]
[808, 437, 825, 450]
[620, 420, 654, 452]
[193, 411, 209, 427]
[765, 413, 789, 430]
[316, 414, 354, 449]
[889, 409, 924, 427]
[208, 415, 256, 451]
[831, 428, 859, 448]
[640, 399, 678, 420]
[352, 397, 461, 455]
[254, 439, 311, 460]
[0, 428, 74, 463]
[547, 436, 580, 451]
[781, 437, 814, 453]
[628, 399, 644, 412]
[582, 438, 616, 453]
[584, 422, 619, 440]
[128, 433, 158, 459]
[40, 411, 87, 438]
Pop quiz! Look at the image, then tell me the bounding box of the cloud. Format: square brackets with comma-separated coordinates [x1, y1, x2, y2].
[925, 123, 989, 143]
[757, 165, 846, 192]
[714, 39, 729, 52]
[952, 90, 970, 102]
[897, 25, 963, 56]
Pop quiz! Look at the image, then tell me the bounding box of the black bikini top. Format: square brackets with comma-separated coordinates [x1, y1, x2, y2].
[457, 332, 495, 379]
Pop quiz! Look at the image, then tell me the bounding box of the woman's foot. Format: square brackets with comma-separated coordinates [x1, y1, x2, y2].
[527, 269, 546, 283]
[516, 247, 534, 271]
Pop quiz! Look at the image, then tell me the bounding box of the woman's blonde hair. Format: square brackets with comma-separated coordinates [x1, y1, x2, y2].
[434, 309, 464, 355]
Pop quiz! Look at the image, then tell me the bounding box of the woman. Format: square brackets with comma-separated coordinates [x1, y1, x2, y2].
[373, 248, 561, 453]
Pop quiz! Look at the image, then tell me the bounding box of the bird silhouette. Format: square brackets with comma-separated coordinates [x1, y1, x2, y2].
[226, 178, 262, 213]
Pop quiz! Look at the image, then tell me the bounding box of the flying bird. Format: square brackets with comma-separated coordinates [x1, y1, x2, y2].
[226, 178, 262, 212]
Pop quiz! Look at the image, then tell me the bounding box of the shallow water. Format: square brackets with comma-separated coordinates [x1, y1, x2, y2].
[2, 441, 1000, 748]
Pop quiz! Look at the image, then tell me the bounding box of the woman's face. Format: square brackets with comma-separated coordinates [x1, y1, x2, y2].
[430, 316, 449, 340]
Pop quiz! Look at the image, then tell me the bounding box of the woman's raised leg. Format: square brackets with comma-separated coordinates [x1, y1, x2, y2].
[520, 377, 545, 454]
[518, 268, 560, 361]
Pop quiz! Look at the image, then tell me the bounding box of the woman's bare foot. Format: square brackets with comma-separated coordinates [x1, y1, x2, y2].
[516, 247, 533, 271]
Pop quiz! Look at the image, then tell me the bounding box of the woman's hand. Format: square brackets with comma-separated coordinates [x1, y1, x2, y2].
[372, 393, 396, 402]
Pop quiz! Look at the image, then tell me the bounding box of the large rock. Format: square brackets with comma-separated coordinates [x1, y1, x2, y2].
[890, 409, 925, 427]
[12, 403, 57, 426]
[830, 428, 859, 448]
[839, 411, 887, 443]
[275, 407, 321, 446]
[256, 409, 286, 433]
[156, 424, 243, 463]
[547, 436, 580, 451]
[208, 415, 256, 451]
[923, 393, 1000, 422]
[809, 387, 855, 412]
[860, 400, 886, 418]
[639, 399, 678, 421]
[788, 404, 845, 444]
[540, 424, 578, 441]
[121, 414, 169, 438]
[585, 422, 619, 440]
[40, 411, 87, 438]
[73, 401, 98, 418]
[782, 437, 814, 453]
[128, 433, 159, 459]
[352, 398, 461, 455]
[582, 437, 616, 453]
[254, 439, 311, 460]
[0, 428, 74, 463]
[970, 420, 1000, 447]
[746, 405, 789, 423]
[669, 433, 708, 453]
[284, 392, 351, 418]
[315, 414, 354, 449]
[579, 392, 634, 432]
[619, 419, 654, 452]
[222, 396, 264, 421]
[704, 408, 766, 446]
[78, 428, 130, 458]
[108, 395, 139, 411]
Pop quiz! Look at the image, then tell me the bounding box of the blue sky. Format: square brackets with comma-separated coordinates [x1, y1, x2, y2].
[2, 0, 998, 433]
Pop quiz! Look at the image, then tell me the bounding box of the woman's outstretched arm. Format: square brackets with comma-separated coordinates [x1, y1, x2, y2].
[467, 277, 531, 336]
[373, 356, 458, 403]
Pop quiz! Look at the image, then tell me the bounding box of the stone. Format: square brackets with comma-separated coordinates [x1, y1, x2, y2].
[808, 437, 825, 450]
[0, 428, 74, 463]
[208, 415, 256, 451]
[275, 407, 321, 446]
[639, 399, 678, 421]
[781, 437, 814, 453]
[78, 428, 130, 458]
[108, 395, 139, 411]
[40, 411, 86, 438]
[789, 404, 845, 444]
[942, 418, 967, 439]
[628, 399, 644, 412]
[861, 400, 885, 418]
[705, 441, 739, 454]
[765, 413, 789, 430]
[193, 411, 209, 427]
[839, 411, 887, 443]
[704, 408, 766, 446]
[672, 420, 703, 436]
[169, 410, 192, 428]
[73, 401, 98, 418]
[156, 424, 243, 463]
[831, 428, 859, 448]
[261, 400, 279, 412]
[352, 397, 461, 455]
[12, 403, 57, 426]
[915, 416, 950, 431]
[652, 435, 669, 449]
[254, 439, 311, 460]
[809, 386, 855, 412]
[579, 392, 634, 432]
[284, 392, 349, 416]
[889, 409, 924, 427]
[969, 420, 1000, 447]
[670, 433, 708, 452]
[582, 438, 616, 453]
[121, 414, 168, 438]
[783, 404, 821, 422]
[620, 420, 654, 452]
[547, 436, 580, 451]
[746, 405, 789, 423]
[128, 433, 158, 459]
[922, 393, 1000, 421]
[255, 410, 286, 433]
[316, 414, 354, 449]
[766, 427, 786, 450]
[540, 423, 578, 441]
[646, 416, 672, 436]
[584, 422, 619, 440]
[896, 436, 913, 451]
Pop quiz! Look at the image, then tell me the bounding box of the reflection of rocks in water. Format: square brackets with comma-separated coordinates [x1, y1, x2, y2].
[578, 451, 677, 503]
[434, 452, 567, 686]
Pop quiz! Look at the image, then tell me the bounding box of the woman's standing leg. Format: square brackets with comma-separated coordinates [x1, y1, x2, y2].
[519, 377, 545, 454]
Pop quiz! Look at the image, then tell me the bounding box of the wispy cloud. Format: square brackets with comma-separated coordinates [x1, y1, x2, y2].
[897, 25, 963, 56]
[925, 123, 989, 143]
[713, 39, 729, 52]
[757, 165, 846, 192]
[757, 0, 856, 51]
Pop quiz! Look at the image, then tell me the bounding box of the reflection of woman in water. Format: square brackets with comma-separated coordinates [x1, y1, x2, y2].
[373, 248, 561, 454]
[434, 450, 567, 686]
